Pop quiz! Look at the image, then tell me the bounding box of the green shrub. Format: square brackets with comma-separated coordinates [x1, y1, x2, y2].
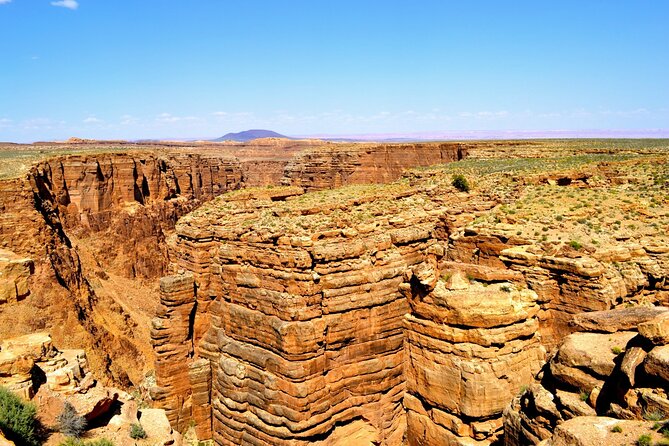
[611, 424, 622, 433]
[0, 386, 39, 446]
[644, 410, 665, 421]
[129, 423, 147, 439]
[569, 240, 583, 250]
[57, 402, 87, 438]
[579, 391, 589, 402]
[611, 346, 623, 355]
[637, 434, 652, 446]
[451, 174, 470, 192]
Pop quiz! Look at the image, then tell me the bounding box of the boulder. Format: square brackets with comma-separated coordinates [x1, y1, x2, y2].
[553, 331, 636, 378]
[69, 386, 120, 422]
[138, 408, 182, 446]
[644, 345, 669, 383]
[638, 313, 669, 345]
[620, 347, 647, 386]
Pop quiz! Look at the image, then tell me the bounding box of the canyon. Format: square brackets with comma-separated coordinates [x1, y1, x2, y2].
[0, 138, 668, 445]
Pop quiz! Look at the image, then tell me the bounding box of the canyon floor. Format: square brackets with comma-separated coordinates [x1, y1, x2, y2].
[1, 138, 668, 445]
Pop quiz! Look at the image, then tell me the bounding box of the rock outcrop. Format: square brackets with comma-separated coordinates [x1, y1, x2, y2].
[152, 184, 447, 444]
[505, 307, 669, 445]
[403, 272, 546, 445]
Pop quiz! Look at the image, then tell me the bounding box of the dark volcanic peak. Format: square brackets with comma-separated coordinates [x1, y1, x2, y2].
[213, 129, 290, 142]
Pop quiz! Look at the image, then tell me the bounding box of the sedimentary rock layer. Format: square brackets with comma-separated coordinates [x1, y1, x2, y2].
[154, 184, 455, 445]
[282, 143, 467, 191]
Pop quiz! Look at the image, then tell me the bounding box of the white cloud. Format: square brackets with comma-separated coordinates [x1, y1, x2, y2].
[120, 114, 138, 125]
[156, 113, 201, 124]
[0, 0, 12, 5]
[83, 116, 102, 124]
[51, 0, 78, 10]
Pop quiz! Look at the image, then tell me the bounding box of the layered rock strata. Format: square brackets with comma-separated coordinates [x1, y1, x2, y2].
[403, 270, 546, 445]
[151, 154, 669, 445]
[282, 143, 467, 191]
[30, 153, 244, 279]
[153, 184, 459, 445]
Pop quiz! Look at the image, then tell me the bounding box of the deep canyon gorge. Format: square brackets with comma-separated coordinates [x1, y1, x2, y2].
[1, 139, 668, 445]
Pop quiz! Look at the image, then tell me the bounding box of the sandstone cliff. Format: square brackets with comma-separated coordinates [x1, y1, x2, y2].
[152, 152, 669, 445]
[281, 143, 467, 191]
[0, 153, 244, 385]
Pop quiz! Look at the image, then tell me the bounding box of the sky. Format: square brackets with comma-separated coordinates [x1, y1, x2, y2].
[0, 0, 668, 142]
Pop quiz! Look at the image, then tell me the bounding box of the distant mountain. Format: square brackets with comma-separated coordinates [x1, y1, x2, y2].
[213, 129, 290, 142]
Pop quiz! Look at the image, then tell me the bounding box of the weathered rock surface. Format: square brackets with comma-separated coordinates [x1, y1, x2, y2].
[282, 143, 467, 191]
[505, 306, 669, 445]
[404, 277, 545, 445]
[571, 306, 669, 333]
[544, 417, 663, 446]
[0, 249, 33, 304]
[154, 184, 444, 445]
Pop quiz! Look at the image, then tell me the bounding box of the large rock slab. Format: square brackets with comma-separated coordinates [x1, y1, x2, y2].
[644, 345, 669, 383]
[571, 306, 669, 333]
[546, 416, 663, 446]
[553, 331, 637, 378]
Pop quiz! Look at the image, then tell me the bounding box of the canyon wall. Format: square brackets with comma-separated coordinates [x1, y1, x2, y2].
[0, 152, 244, 385]
[152, 155, 669, 445]
[282, 143, 467, 191]
[0, 141, 469, 386]
[152, 186, 442, 444]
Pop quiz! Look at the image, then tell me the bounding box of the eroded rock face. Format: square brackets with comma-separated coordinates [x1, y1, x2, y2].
[152, 154, 669, 445]
[0, 152, 246, 385]
[154, 185, 445, 445]
[30, 153, 244, 279]
[282, 143, 467, 191]
[404, 274, 546, 445]
[0, 250, 33, 304]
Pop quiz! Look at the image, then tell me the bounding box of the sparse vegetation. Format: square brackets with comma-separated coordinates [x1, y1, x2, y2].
[611, 346, 623, 355]
[637, 434, 652, 446]
[611, 424, 622, 433]
[644, 410, 665, 422]
[579, 391, 589, 402]
[57, 402, 87, 438]
[569, 240, 582, 250]
[129, 423, 147, 439]
[451, 174, 470, 192]
[0, 386, 39, 446]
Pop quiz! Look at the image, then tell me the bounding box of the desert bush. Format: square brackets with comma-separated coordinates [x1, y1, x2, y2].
[644, 410, 665, 422]
[129, 422, 147, 439]
[57, 402, 87, 438]
[611, 424, 622, 433]
[0, 386, 39, 446]
[637, 434, 652, 446]
[451, 174, 470, 192]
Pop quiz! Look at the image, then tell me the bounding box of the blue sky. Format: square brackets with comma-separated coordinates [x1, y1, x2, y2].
[0, 0, 668, 142]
